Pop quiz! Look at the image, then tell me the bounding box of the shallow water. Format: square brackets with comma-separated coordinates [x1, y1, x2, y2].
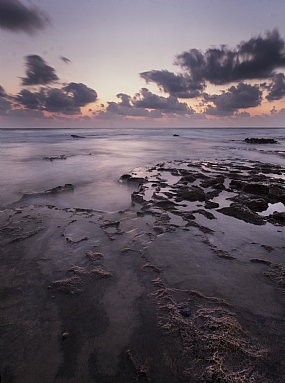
[1, 127, 285, 209]
[1, 127, 285, 383]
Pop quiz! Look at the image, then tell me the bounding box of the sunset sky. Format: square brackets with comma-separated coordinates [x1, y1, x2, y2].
[1, 0, 285, 128]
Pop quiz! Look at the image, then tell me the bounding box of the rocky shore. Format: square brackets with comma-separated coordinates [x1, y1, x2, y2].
[1, 158, 285, 382]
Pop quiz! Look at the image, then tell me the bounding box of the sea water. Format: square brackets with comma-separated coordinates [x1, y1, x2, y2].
[1, 127, 284, 210]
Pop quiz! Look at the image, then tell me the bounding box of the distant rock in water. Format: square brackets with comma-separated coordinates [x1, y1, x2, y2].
[43, 155, 67, 161]
[71, 134, 84, 139]
[19, 184, 74, 202]
[119, 174, 146, 185]
[244, 138, 277, 144]
[173, 134, 179, 137]
[45, 184, 74, 194]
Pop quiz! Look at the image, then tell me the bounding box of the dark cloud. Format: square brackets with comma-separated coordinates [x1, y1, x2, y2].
[16, 83, 97, 115]
[133, 88, 195, 114]
[106, 93, 162, 117]
[106, 88, 194, 117]
[0, 85, 7, 98]
[60, 56, 71, 64]
[204, 83, 262, 116]
[44, 88, 81, 115]
[15, 88, 44, 109]
[266, 73, 285, 100]
[0, 0, 51, 35]
[107, 101, 162, 118]
[140, 70, 204, 98]
[63, 83, 97, 106]
[176, 29, 285, 85]
[21, 55, 58, 86]
[0, 86, 12, 115]
[116, 93, 132, 107]
[233, 111, 251, 119]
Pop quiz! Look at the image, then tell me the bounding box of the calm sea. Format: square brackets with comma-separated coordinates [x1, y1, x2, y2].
[1, 127, 284, 210]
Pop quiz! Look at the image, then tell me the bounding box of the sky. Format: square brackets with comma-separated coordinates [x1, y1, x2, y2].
[1, 0, 285, 128]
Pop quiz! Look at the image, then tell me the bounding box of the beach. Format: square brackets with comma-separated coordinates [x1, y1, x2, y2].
[1, 128, 285, 382]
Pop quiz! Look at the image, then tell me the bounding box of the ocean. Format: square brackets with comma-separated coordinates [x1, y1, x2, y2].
[1, 127, 284, 209]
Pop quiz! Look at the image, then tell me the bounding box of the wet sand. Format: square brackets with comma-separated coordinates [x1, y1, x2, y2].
[1, 158, 285, 382]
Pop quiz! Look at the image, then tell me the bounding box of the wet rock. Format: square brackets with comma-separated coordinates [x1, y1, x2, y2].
[244, 138, 278, 144]
[86, 251, 104, 265]
[173, 134, 179, 137]
[175, 186, 206, 202]
[205, 190, 222, 200]
[177, 302, 191, 317]
[260, 244, 274, 252]
[250, 259, 271, 265]
[264, 263, 285, 293]
[181, 212, 196, 221]
[204, 201, 219, 209]
[46, 184, 74, 194]
[193, 209, 216, 220]
[242, 183, 269, 196]
[131, 191, 146, 205]
[244, 198, 268, 212]
[163, 191, 175, 199]
[268, 184, 285, 202]
[154, 200, 177, 210]
[61, 332, 69, 339]
[119, 174, 146, 185]
[217, 204, 265, 225]
[71, 134, 84, 138]
[152, 192, 168, 200]
[43, 155, 67, 161]
[267, 211, 285, 226]
[200, 176, 225, 188]
[120, 174, 132, 182]
[153, 226, 165, 234]
[178, 175, 196, 183]
[229, 180, 244, 190]
[50, 276, 84, 295]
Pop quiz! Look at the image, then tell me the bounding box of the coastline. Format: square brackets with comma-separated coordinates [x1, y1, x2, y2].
[1, 153, 285, 382]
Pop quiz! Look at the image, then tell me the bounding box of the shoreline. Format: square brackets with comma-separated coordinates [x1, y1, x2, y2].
[1, 157, 285, 382]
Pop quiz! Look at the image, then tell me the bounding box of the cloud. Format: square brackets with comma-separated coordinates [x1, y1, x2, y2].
[271, 106, 285, 116]
[60, 56, 71, 64]
[266, 73, 285, 100]
[0, 86, 7, 98]
[15, 88, 44, 109]
[204, 82, 262, 115]
[0, 0, 51, 35]
[15, 83, 97, 115]
[21, 55, 59, 86]
[63, 83, 97, 106]
[106, 88, 195, 118]
[140, 70, 204, 98]
[234, 111, 251, 118]
[0, 86, 12, 115]
[8, 108, 45, 119]
[133, 88, 195, 114]
[106, 93, 162, 118]
[44, 88, 81, 114]
[176, 29, 285, 85]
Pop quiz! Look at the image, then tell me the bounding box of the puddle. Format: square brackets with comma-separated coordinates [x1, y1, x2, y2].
[260, 202, 285, 216]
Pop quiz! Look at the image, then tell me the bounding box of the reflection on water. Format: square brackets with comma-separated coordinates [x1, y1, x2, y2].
[260, 202, 285, 216]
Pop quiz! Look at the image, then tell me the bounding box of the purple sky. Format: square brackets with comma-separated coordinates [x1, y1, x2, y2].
[1, 0, 285, 128]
